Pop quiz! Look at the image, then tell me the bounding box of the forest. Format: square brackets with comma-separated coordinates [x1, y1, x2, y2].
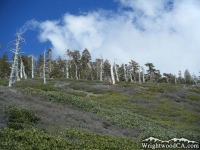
[0, 47, 199, 86]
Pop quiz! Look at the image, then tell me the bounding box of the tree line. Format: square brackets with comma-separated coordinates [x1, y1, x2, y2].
[0, 48, 199, 86]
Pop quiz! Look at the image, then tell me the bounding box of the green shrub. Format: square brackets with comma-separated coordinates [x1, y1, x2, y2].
[0, 128, 74, 150]
[147, 87, 164, 93]
[4, 106, 41, 130]
[0, 127, 139, 150]
[189, 88, 200, 94]
[69, 83, 83, 90]
[67, 91, 87, 97]
[102, 89, 119, 95]
[0, 78, 9, 86]
[117, 82, 132, 87]
[85, 87, 102, 94]
[187, 94, 200, 101]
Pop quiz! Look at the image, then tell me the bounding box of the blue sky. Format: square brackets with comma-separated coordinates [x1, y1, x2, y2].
[0, 0, 118, 57]
[0, 0, 200, 76]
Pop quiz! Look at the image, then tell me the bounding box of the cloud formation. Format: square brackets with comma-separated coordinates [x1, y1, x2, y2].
[20, 0, 200, 75]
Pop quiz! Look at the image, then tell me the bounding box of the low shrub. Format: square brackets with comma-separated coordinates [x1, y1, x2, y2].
[0, 127, 139, 150]
[69, 83, 83, 90]
[189, 88, 200, 94]
[0, 128, 74, 150]
[0, 78, 9, 86]
[4, 106, 41, 130]
[187, 94, 200, 101]
[117, 82, 132, 87]
[147, 87, 164, 93]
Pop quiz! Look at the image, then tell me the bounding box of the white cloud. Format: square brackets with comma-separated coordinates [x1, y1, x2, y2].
[21, 0, 200, 76]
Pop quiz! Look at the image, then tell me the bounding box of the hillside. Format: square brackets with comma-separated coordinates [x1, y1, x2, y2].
[0, 78, 200, 149]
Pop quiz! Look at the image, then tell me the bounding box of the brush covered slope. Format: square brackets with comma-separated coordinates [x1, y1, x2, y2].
[0, 78, 200, 149]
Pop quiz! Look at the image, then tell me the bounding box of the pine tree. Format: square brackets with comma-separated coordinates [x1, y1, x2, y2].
[46, 49, 53, 77]
[20, 56, 31, 78]
[145, 63, 155, 82]
[93, 58, 101, 80]
[71, 50, 81, 79]
[80, 48, 91, 79]
[36, 54, 44, 78]
[51, 58, 62, 78]
[0, 53, 10, 78]
[177, 71, 183, 84]
[118, 64, 125, 81]
[129, 60, 139, 82]
[184, 69, 192, 85]
[103, 59, 111, 82]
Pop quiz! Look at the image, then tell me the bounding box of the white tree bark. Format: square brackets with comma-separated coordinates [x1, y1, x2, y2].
[174, 74, 177, 84]
[139, 66, 141, 83]
[114, 62, 119, 81]
[70, 64, 72, 78]
[130, 72, 133, 82]
[9, 33, 23, 86]
[110, 64, 115, 84]
[22, 63, 27, 79]
[31, 56, 34, 78]
[20, 59, 23, 78]
[75, 64, 78, 80]
[100, 57, 103, 81]
[66, 60, 69, 78]
[43, 50, 46, 84]
[87, 62, 93, 80]
[142, 67, 145, 82]
[124, 65, 127, 82]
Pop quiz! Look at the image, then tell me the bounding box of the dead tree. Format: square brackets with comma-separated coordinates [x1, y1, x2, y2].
[43, 50, 46, 84]
[100, 55, 103, 81]
[9, 33, 25, 87]
[114, 60, 119, 81]
[110, 64, 115, 84]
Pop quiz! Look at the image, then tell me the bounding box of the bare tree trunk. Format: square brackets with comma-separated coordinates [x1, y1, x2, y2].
[139, 66, 141, 83]
[20, 59, 23, 78]
[133, 73, 136, 83]
[130, 72, 133, 82]
[70, 65, 72, 78]
[87, 62, 93, 80]
[142, 67, 145, 82]
[124, 65, 127, 82]
[100, 59, 103, 81]
[110, 64, 115, 84]
[22, 64, 27, 79]
[75, 64, 78, 80]
[9, 33, 23, 86]
[31, 56, 34, 78]
[114, 62, 119, 81]
[43, 50, 46, 84]
[174, 74, 177, 84]
[66, 60, 69, 78]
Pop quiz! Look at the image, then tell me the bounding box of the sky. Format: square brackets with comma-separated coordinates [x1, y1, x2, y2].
[0, 0, 200, 76]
